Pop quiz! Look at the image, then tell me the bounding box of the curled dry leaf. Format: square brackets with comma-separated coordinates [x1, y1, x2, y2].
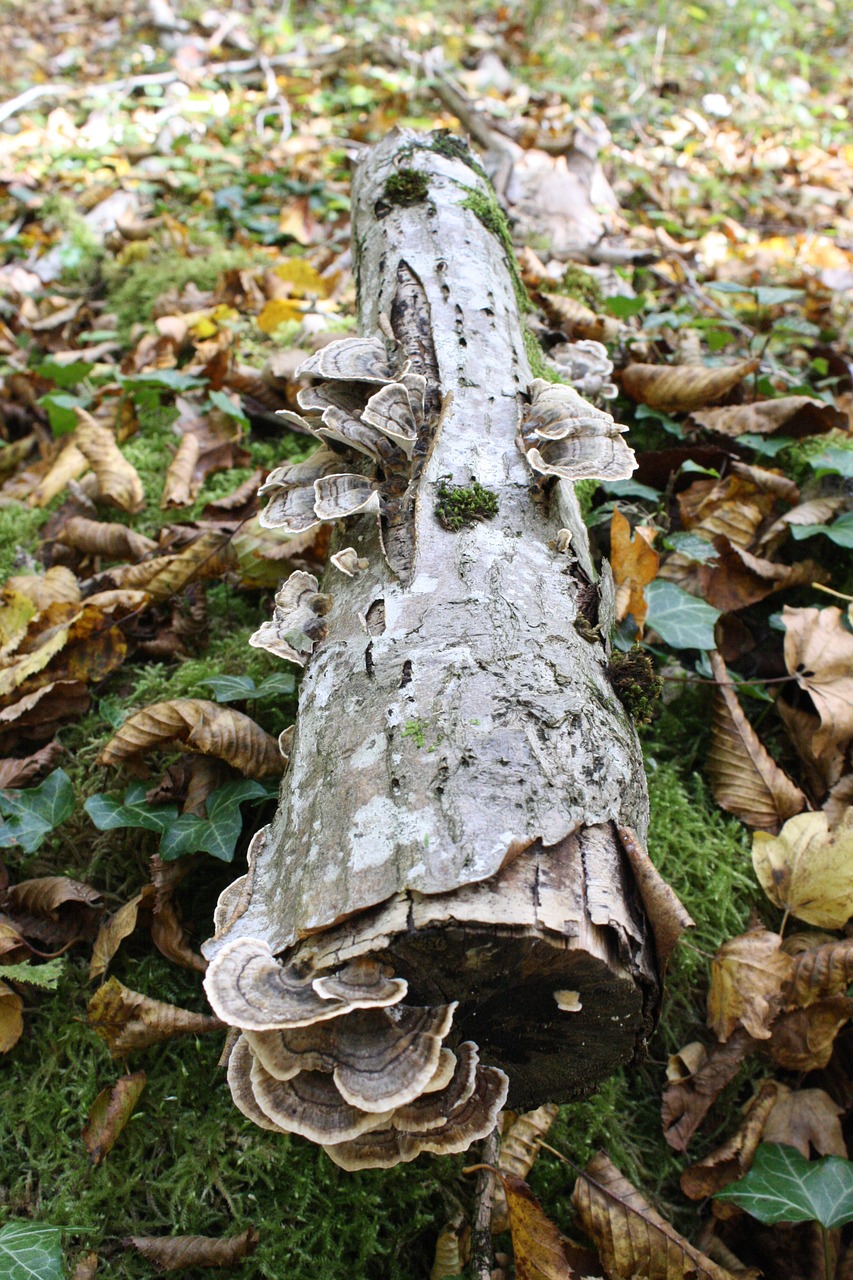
[766, 996, 853, 1072]
[492, 1104, 560, 1235]
[621, 358, 759, 414]
[98, 699, 285, 779]
[487, 1169, 575, 1280]
[88, 976, 222, 1056]
[762, 1084, 847, 1158]
[540, 291, 622, 342]
[679, 1079, 781, 1199]
[30, 441, 89, 507]
[752, 809, 853, 929]
[56, 516, 157, 562]
[782, 606, 853, 757]
[786, 935, 853, 1006]
[105, 531, 235, 602]
[6, 876, 102, 923]
[0, 978, 24, 1053]
[5, 566, 80, 612]
[0, 741, 65, 790]
[666, 1041, 708, 1084]
[82, 1070, 147, 1164]
[89, 887, 155, 981]
[75, 408, 145, 513]
[125, 1227, 259, 1272]
[697, 537, 828, 613]
[610, 509, 659, 634]
[572, 1151, 739, 1280]
[662, 1030, 756, 1153]
[707, 929, 794, 1042]
[677, 467, 792, 549]
[0, 682, 90, 752]
[430, 1216, 470, 1280]
[150, 856, 206, 973]
[161, 433, 201, 508]
[690, 396, 846, 439]
[705, 650, 806, 832]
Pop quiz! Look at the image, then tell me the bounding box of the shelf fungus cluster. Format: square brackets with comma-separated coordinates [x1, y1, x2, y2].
[209, 944, 508, 1169]
[203, 130, 689, 1175]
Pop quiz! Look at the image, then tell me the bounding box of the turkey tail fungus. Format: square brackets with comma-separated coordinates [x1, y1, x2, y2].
[202, 129, 692, 1170]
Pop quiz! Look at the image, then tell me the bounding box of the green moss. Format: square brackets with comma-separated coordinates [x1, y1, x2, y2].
[778, 429, 853, 485]
[459, 186, 531, 320]
[572, 478, 599, 521]
[607, 647, 662, 724]
[382, 169, 429, 207]
[435, 478, 498, 531]
[40, 194, 105, 285]
[423, 130, 489, 183]
[104, 245, 259, 339]
[551, 263, 604, 311]
[0, 502, 51, 578]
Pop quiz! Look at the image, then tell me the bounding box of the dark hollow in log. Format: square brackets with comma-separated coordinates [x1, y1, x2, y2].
[203, 128, 691, 1168]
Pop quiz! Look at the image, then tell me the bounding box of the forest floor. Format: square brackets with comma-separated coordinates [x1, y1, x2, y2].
[0, 2, 851, 1278]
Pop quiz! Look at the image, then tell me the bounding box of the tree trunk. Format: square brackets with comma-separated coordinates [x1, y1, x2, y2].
[202, 129, 691, 1170]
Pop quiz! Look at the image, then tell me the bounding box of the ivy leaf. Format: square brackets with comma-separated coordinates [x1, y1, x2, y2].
[0, 1221, 64, 1280]
[159, 779, 274, 863]
[715, 1142, 853, 1229]
[604, 293, 646, 318]
[85, 784, 177, 835]
[117, 369, 206, 392]
[663, 532, 719, 562]
[0, 769, 76, 853]
[644, 580, 721, 651]
[809, 447, 853, 478]
[199, 673, 296, 704]
[789, 513, 853, 549]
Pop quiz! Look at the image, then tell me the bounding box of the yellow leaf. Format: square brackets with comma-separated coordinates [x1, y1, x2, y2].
[752, 809, 853, 928]
[273, 259, 331, 297]
[0, 590, 35, 658]
[257, 298, 306, 334]
[610, 509, 659, 633]
[707, 929, 793, 1041]
[0, 979, 24, 1053]
[75, 408, 145, 513]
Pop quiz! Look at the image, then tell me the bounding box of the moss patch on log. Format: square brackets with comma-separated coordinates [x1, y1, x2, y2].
[608, 647, 663, 724]
[382, 169, 429, 206]
[435, 478, 498, 530]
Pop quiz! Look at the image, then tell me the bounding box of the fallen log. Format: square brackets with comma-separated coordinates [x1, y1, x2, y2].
[203, 128, 692, 1170]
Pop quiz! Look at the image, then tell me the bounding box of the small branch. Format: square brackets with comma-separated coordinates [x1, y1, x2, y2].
[470, 1129, 500, 1280]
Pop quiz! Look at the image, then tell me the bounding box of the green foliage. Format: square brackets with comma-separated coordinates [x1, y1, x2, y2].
[382, 168, 429, 206]
[199, 673, 297, 703]
[0, 503, 51, 580]
[790, 511, 853, 548]
[715, 1143, 853, 1229]
[551, 263, 604, 311]
[608, 648, 662, 724]
[0, 959, 65, 989]
[434, 478, 498, 531]
[103, 244, 258, 339]
[644, 580, 721, 651]
[0, 1221, 64, 1280]
[0, 769, 76, 853]
[401, 719, 428, 749]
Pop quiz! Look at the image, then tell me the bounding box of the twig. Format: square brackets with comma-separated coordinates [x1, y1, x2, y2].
[470, 1128, 500, 1280]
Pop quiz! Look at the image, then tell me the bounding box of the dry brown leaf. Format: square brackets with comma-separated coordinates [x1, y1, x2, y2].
[430, 1217, 470, 1280]
[89, 887, 155, 981]
[690, 396, 846, 438]
[161, 433, 201, 508]
[71, 1251, 99, 1279]
[125, 1227, 259, 1271]
[0, 978, 24, 1053]
[761, 1084, 847, 1158]
[6, 876, 102, 922]
[0, 681, 90, 753]
[621, 358, 759, 413]
[617, 825, 694, 970]
[786, 936, 853, 1006]
[0, 919, 30, 962]
[679, 1079, 780, 1199]
[5, 566, 80, 612]
[98, 699, 285, 778]
[573, 1151, 738, 1279]
[610, 510, 659, 634]
[493, 1105, 560, 1234]
[777, 698, 844, 799]
[697, 537, 828, 612]
[494, 1170, 574, 1279]
[823, 775, 853, 828]
[666, 1041, 708, 1083]
[150, 856, 206, 973]
[88, 976, 221, 1056]
[82, 1071, 147, 1164]
[0, 740, 65, 789]
[202, 468, 264, 515]
[705, 650, 806, 832]
[231, 517, 330, 589]
[30, 441, 89, 507]
[752, 809, 853, 928]
[707, 929, 794, 1042]
[56, 516, 157, 562]
[677, 465, 796, 548]
[662, 1034, 754, 1151]
[75, 408, 145, 513]
[540, 292, 621, 342]
[104, 531, 235, 601]
[767, 996, 853, 1071]
[782, 606, 853, 756]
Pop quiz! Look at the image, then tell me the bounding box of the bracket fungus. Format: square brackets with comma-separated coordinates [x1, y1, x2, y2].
[204, 130, 690, 1172]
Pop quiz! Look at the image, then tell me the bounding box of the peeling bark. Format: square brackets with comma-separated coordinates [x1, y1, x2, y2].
[203, 130, 690, 1161]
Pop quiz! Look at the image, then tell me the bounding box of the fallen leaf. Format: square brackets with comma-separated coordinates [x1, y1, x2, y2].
[88, 976, 221, 1056]
[98, 699, 285, 778]
[705, 650, 806, 832]
[707, 929, 794, 1041]
[430, 1217, 469, 1280]
[5, 874, 101, 923]
[257, 298, 306, 334]
[89, 887, 155, 981]
[56, 516, 157, 562]
[617, 825, 694, 970]
[0, 681, 90, 753]
[697, 538, 827, 613]
[125, 1227, 259, 1271]
[0, 589, 35, 658]
[161, 433, 200, 508]
[776, 698, 844, 799]
[540, 291, 621, 342]
[75, 408, 144, 512]
[573, 1151, 738, 1279]
[622, 358, 759, 413]
[767, 997, 853, 1071]
[610, 510, 659, 634]
[150, 856, 206, 972]
[691, 397, 846, 438]
[752, 810, 853, 928]
[0, 978, 24, 1052]
[485, 1170, 574, 1279]
[680, 1080, 780, 1199]
[0, 741, 66, 790]
[231, 517, 330, 588]
[103, 531, 234, 601]
[762, 1085, 847, 1158]
[492, 1105, 560, 1234]
[786, 935, 853, 1006]
[782, 606, 853, 757]
[71, 1251, 99, 1279]
[666, 1041, 708, 1083]
[662, 1030, 756, 1153]
[82, 1071, 146, 1164]
[30, 441, 89, 507]
[715, 1141, 853, 1229]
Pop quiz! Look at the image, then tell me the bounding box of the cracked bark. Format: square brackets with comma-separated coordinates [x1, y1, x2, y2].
[204, 130, 687, 1113]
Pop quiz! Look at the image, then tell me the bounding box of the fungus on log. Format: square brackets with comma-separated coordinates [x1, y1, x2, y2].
[203, 129, 692, 1169]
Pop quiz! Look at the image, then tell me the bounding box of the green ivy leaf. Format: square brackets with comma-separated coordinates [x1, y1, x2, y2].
[715, 1143, 853, 1229]
[663, 532, 719, 562]
[601, 478, 661, 502]
[117, 369, 205, 392]
[0, 770, 76, 853]
[790, 512, 853, 549]
[644, 580, 721, 651]
[200, 674, 296, 703]
[35, 358, 94, 388]
[39, 392, 84, 436]
[0, 1221, 64, 1280]
[603, 293, 646, 318]
[84, 784, 177, 835]
[159, 779, 274, 863]
[809, 447, 853, 479]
